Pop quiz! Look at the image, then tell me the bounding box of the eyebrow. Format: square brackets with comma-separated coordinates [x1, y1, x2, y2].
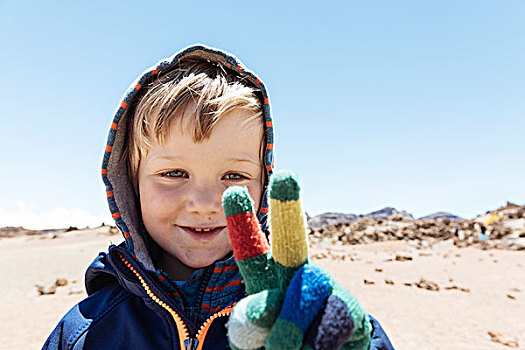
[149, 155, 185, 162]
[226, 157, 260, 166]
[149, 155, 260, 166]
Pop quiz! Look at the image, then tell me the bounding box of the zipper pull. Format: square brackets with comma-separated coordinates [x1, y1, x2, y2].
[184, 338, 199, 350]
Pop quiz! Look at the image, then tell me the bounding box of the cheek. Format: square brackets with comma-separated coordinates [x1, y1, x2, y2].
[247, 181, 263, 211]
[140, 183, 179, 223]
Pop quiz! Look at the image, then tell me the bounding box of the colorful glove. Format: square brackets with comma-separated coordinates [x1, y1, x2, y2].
[222, 171, 372, 350]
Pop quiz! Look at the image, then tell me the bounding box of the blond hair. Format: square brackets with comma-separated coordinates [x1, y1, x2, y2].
[126, 59, 264, 189]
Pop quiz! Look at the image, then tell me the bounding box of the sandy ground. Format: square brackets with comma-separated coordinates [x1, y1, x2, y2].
[0, 228, 524, 350]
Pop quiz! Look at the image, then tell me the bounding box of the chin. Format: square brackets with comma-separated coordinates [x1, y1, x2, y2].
[183, 251, 232, 268]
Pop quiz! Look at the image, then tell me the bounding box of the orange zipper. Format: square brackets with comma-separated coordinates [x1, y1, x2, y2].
[118, 252, 237, 350]
[193, 302, 236, 350]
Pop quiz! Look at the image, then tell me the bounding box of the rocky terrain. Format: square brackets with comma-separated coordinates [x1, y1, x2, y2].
[308, 202, 525, 251]
[0, 226, 47, 238]
[1, 204, 524, 349]
[0, 224, 119, 239]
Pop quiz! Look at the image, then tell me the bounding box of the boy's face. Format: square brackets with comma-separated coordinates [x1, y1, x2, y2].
[137, 109, 263, 270]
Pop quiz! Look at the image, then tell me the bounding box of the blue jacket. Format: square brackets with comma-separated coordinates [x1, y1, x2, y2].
[43, 244, 393, 349]
[43, 45, 394, 350]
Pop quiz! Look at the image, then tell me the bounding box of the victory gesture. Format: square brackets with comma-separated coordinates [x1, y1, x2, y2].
[222, 171, 372, 350]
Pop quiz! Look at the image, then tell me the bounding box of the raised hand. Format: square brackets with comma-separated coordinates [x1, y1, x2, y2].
[222, 171, 371, 350]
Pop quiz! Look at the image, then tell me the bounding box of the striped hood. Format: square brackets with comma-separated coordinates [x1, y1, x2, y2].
[101, 45, 275, 269]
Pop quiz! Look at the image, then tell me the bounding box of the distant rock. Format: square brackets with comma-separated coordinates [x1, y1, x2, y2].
[0, 226, 46, 238]
[415, 278, 440, 291]
[507, 237, 525, 251]
[487, 330, 519, 348]
[364, 207, 414, 221]
[55, 278, 68, 287]
[395, 254, 413, 261]
[307, 207, 414, 228]
[0, 225, 120, 239]
[418, 212, 464, 221]
[36, 282, 57, 295]
[307, 212, 358, 229]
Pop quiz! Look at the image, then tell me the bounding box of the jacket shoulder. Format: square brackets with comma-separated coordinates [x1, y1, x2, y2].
[42, 283, 129, 349]
[368, 314, 395, 350]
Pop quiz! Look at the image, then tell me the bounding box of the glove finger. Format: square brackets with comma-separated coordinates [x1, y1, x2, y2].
[223, 186, 277, 294]
[303, 294, 354, 350]
[305, 280, 371, 350]
[228, 289, 282, 350]
[265, 265, 332, 350]
[269, 171, 309, 270]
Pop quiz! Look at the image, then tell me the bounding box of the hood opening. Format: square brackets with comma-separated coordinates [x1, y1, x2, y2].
[101, 44, 274, 270]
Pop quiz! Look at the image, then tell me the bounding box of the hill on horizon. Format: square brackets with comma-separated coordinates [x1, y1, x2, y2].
[308, 206, 471, 229]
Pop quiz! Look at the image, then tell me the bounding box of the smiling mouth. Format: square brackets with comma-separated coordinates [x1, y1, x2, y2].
[179, 226, 225, 234]
[192, 227, 215, 232]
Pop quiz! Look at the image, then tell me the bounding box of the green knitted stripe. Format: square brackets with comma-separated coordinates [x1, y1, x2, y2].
[269, 171, 300, 202]
[330, 280, 372, 349]
[222, 186, 254, 217]
[274, 261, 299, 292]
[237, 253, 278, 294]
[341, 335, 372, 350]
[266, 318, 304, 350]
[229, 343, 241, 350]
[246, 289, 283, 329]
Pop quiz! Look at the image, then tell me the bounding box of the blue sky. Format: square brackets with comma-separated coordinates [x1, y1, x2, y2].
[1, 0, 524, 229]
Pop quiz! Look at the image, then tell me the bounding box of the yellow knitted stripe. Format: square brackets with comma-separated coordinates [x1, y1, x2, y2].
[270, 198, 308, 267]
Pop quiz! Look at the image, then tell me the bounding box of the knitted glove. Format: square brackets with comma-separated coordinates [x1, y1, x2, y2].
[222, 171, 371, 350]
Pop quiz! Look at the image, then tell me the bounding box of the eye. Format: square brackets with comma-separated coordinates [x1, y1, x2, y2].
[224, 173, 246, 181]
[160, 169, 188, 179]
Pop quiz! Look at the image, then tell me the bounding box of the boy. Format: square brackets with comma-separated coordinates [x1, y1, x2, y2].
[43, 45, 393, 349]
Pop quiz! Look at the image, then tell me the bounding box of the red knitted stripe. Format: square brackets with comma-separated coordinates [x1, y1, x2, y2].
[205, 278, 243, 292]
[227, 212, 269, 260]
[201, 304, 222, 313]
[213, 265, 238, 273]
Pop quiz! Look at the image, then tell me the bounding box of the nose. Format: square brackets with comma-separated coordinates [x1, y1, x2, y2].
[186, 182, 223, 217]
